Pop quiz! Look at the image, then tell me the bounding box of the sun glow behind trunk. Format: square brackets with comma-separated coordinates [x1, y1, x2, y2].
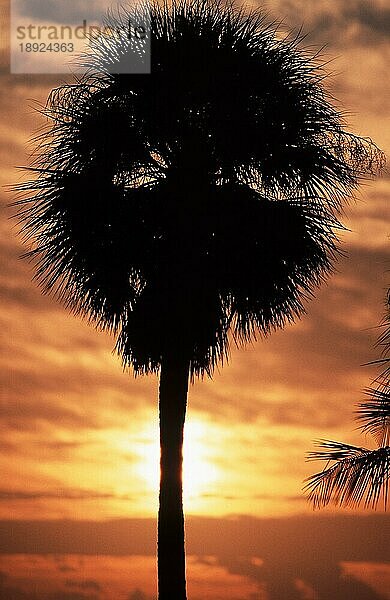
[135, 418, 220, 509]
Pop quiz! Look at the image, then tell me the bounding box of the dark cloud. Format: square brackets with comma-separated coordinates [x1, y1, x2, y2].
[47, 593, 99, 600]
[189, 515, 390, 599]
[310, 1, 390, 45]
[268, 0, 390, 46]
[0, 571, 37, 599]
[217, 554, 386, 600]
[253, 494, 304, 502]
[37, 440, 85, 452]
[0, 518, 157, 555]
[15, 0, 116, 24]
[0, 515, 388, 559]
[0, 564, 99, 599]
[0, 516, 388, 599]
[0, 353, 155, 432]
[0, 564, 102, 599]
[127, 590, 149, 600]
[200, 493, 304, 503]
[58, 565, 77, 573]
[0, 487, 133, 502]
[65, 580, 101, 592]
[0, 385, 104, 431]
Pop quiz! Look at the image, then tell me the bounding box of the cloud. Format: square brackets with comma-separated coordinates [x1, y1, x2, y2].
[14, 0, 118, 24]
[127, 590, 149, 600]
[58, 565, 77, 573]
[0, 487, 133, 502]
[0, 572, 38, 600]
[345, 187, 390, 249]
[0, 515, 387, 560]
[0, 516, 389, 599]
[267, 0, 390, 46]
[200, 492, 305, 504]
[65, 579, 101, 592]
[0, 518, 157, 555]
[217, 554, 386, 600]
[308, 0, 390, 45]
[47, 593, 99, 600]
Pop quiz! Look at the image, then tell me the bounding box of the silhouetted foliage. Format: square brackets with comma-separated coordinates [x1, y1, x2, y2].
[15, 0, 383, 376]
[13, 1, 385, 598]
[306, 293, 390, 509]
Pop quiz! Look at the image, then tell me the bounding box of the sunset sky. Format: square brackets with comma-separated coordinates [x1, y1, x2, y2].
[0, 0, 389, 598]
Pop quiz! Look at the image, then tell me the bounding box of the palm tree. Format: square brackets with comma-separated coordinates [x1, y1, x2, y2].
[15, 1, 384, 598]
[305, 292, 390, 510]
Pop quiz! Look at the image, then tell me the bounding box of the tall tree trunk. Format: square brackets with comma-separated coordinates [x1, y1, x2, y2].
[158, 352, 190, 600]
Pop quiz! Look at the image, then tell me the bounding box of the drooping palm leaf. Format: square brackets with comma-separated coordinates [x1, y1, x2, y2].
[306, 292, 390, 511]
[305, 440, 390, 509]
[357, 382, 390, 446]
[372, 292, 390, 378]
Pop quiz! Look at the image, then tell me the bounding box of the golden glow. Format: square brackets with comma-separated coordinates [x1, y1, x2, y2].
[134, 418, 220, 506]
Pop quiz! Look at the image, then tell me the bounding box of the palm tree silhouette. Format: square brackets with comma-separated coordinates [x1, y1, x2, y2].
[306, 291, 390, 510]
[15, 1, 384, 598]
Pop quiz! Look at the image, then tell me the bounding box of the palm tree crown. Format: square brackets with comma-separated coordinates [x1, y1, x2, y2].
[16, 0, 383, 377]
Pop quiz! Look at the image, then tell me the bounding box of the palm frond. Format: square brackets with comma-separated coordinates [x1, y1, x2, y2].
[357, 296, 390, 445]
[306, 290, 390, 511]
[373, 294, 390, 379]
[305, 440, 390, 509]
[357, 382, 390, 446]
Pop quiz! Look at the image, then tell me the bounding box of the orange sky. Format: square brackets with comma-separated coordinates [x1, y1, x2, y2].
[0, 0, 389, 598]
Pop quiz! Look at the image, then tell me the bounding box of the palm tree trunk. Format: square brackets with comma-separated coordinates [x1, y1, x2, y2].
[158, 352, 190, 600]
